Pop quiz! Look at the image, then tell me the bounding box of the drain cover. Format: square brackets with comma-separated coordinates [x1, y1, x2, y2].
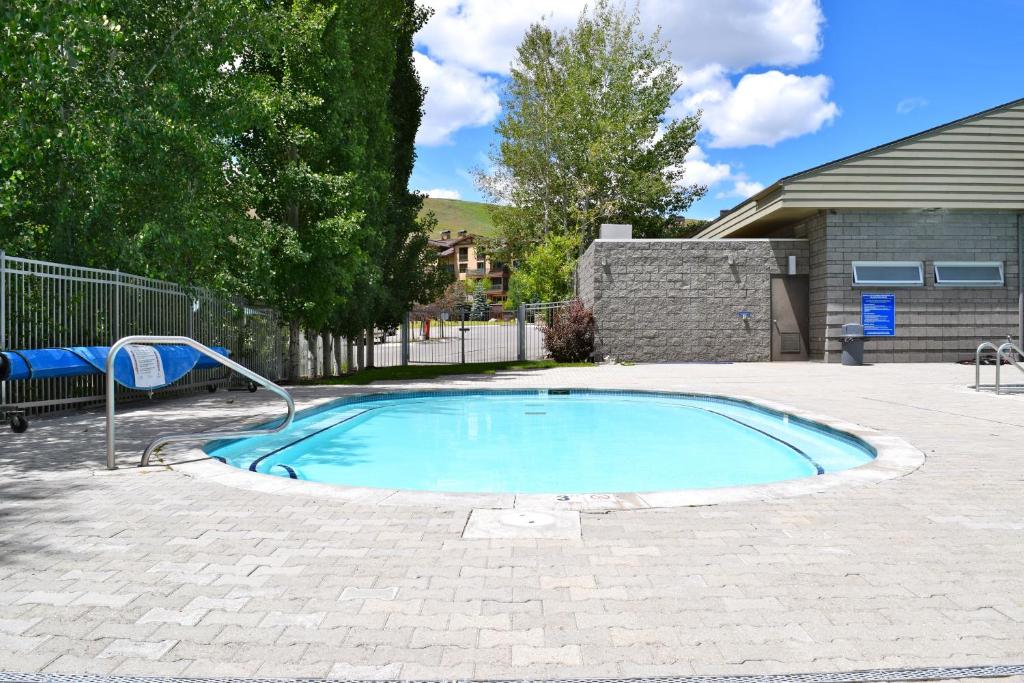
[462, 508, 581, 539]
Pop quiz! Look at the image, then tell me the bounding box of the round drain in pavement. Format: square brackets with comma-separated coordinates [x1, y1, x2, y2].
[499, 511, 556, 528]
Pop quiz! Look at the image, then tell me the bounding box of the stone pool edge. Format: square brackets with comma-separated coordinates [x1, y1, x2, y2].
[163, 389, 926, 511]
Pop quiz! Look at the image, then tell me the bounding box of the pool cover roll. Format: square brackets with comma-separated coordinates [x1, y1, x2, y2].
[0, 345, 231, 390]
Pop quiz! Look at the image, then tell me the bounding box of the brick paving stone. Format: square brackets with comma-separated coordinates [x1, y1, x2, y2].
[3, 364, 1024, 678]
[96, 638, 177, 660]
[327, 662, 403, 679]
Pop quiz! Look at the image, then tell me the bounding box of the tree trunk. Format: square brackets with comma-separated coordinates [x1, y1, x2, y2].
[334, 335, 344, 375]
[365, 327, 375, 368]
[287, 320, 301, 381]
[321, 332, 333, 377]
[345, 337, 354, 374]
[303, 329, 317, 378]
[355, 333, 365, 372]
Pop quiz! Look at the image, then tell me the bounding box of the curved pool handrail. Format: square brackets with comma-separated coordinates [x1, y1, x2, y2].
[975, 341, 999, 391]
[104, 335, 295, 470]
[995, 341, 1024, 396]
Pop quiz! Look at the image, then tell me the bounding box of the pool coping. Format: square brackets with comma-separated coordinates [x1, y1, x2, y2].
[163, 387, 925, 511]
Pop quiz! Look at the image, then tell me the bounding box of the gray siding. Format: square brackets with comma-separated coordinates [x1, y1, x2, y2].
[581, 239, 808, 362]
[697, 99, 1024, 238]
[815, 210, 1020, 363]
[786, 102, 1024, 209]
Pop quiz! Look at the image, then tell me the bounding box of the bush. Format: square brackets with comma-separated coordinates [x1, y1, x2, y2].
[541, 299, 595, 362]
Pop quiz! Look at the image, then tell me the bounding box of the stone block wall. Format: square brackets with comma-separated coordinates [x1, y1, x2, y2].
[577, 239, 808, 362]
[810, 210, 1021, 363]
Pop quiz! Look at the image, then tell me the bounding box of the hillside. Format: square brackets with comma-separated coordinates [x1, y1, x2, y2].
[419, 197, 497, 238]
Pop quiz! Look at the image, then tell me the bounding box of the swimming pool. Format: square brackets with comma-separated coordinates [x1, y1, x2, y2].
[206, 390, 875, 494]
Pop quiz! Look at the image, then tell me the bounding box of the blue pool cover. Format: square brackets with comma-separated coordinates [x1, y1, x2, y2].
[0, 345, 231, 390]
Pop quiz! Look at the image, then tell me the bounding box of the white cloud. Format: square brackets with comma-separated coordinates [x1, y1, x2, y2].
[717, 180, 767, 199]
[417, 0, 582, 76]
[413, 0, 837, 152]
[642, 0, 823, 70]
[679, 145, 765, 203]
[414, 51, 501, 146]
[421, 188, 462, 200]
[417, 0, 823, 76]
[683, 70, 839, 148]
[682, 145, 732, 187]
[896, 96, 928, 114]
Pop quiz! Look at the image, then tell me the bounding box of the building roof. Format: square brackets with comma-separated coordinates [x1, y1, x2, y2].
[428, 234, 475, 255]
[697, 97, 1024, 238]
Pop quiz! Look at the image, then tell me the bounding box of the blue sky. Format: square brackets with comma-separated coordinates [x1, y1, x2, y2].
[409, 0, 1024, 220]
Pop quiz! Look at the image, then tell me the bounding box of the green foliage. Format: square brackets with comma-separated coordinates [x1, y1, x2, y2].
[0, 0, 443, 363]
[0, 0, 278, 288]
[507, 233, 579, 306]
[469, 281, 490, 321]
[476, 0, 704, 289]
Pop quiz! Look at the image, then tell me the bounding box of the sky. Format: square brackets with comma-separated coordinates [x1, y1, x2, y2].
[408, 0, 1024, 220]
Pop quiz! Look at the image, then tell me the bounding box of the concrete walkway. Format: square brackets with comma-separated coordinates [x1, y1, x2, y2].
[1, 363, 1023, 680]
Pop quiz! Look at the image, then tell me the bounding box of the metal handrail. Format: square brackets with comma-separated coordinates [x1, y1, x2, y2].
[105, 335, 295, 470]
[995, 341, 1024, 396]
[975, 341, 1000, 391]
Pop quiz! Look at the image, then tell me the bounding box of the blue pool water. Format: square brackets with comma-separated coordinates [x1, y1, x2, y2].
[207, 390, 874, 493]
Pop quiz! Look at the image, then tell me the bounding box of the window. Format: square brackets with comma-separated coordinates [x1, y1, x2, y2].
[458, 263, 467, 273]
[851, 261, 924, 287]
[933, 261, 1004, 287]
[458, 247, 469, 261]
[490, 278, 503, 291]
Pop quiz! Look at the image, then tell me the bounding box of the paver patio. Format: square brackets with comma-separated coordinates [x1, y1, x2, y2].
[1, 362, 1023, 680]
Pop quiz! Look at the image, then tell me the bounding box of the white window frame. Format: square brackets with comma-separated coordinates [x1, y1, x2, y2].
[851, 261, 924, 287]
[933, 261, 1004, 287]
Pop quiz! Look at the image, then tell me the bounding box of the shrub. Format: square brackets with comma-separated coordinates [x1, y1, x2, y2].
[542, 299, 595, 362]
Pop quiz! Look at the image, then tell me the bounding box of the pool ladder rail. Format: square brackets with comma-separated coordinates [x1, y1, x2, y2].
[105, 335, 295, 470]
[974, 338, 1024, 395]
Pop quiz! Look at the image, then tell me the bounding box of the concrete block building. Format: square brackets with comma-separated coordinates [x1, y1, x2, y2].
[577, 98, 1024, 362]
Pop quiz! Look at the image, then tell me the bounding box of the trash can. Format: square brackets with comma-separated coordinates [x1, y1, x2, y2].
[841, 323, 864, 366]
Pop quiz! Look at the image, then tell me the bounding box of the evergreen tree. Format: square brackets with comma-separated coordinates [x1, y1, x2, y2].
[469, 282, 490, 321]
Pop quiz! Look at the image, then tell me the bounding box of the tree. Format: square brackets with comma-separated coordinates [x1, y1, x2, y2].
[1, 0, 443, 380]
[371, 1, 449, 330]
[476, 0, 704, 266]
[506, 232, 579, 306]
[0, 0, 276, 289]
[469, 281, 490, 321]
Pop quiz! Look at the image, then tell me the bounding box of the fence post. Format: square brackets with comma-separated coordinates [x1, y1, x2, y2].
[401, 312, 410, 366]
[113, 269, 122, 343]
[460, 308, 466, 365]
[517, 303, 526, 361]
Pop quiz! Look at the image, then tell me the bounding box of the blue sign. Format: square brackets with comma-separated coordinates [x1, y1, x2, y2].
[861, 293, 895, 337]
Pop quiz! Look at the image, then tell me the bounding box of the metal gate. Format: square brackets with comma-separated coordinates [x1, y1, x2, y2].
[370, 301, 570, 368]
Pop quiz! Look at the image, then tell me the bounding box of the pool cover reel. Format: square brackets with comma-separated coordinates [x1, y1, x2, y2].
[0, 345, 231, 390]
